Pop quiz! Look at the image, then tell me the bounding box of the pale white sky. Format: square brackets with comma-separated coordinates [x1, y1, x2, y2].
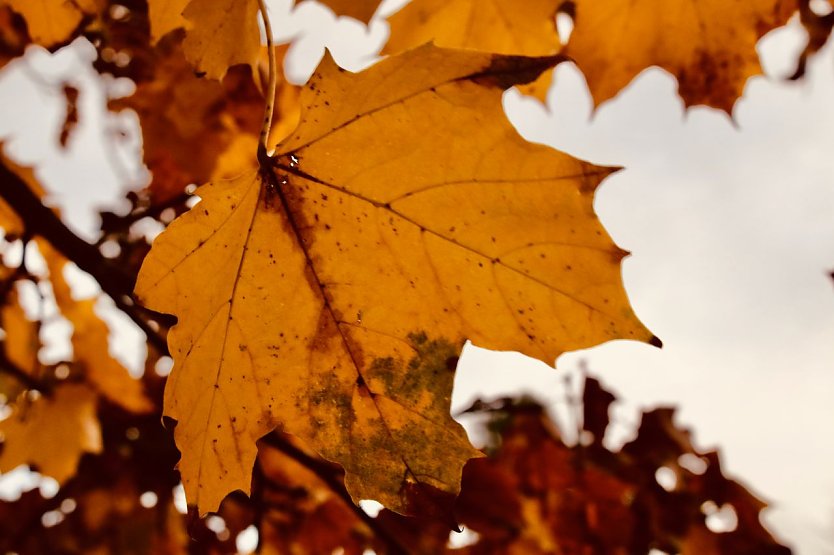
[0, 1, 832, 552]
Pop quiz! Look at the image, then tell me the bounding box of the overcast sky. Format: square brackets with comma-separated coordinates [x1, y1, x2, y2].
[0, 0, 832, 552]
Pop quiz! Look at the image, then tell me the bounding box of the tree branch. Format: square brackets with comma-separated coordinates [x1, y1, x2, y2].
[0, 160, 169, 355]
[260, 432, 408, 554]
[0, 350, 52, 394]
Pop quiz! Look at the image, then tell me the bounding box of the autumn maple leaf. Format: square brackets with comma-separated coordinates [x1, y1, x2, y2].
[384, 0, 562, 102]
[134, 44, 653, 515]
[564, 0, 798, 112]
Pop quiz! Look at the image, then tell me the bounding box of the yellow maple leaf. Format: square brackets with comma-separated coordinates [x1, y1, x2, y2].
[110, 38, 299, 203]
[383, 0, 562, 101]
[564, 0, 798, 112]
[146, 0, 261, 80]
[1, 0, 88, 47]
[135, 44, 653, 515]
[1, 287, 40, 384]
[63, 299, 154, 414]
[1, 153, 45, 399]
[0, 384, 102, 484]
[42, 244, 154, 415]
[148, 0, 189, 44]
[182, 0, 260, 80]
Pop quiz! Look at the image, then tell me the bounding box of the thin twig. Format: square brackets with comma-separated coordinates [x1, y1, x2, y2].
[257, 0, 278, 157]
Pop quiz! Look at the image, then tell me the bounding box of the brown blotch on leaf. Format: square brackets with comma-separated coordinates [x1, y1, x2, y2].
[469, 54, 567, 89]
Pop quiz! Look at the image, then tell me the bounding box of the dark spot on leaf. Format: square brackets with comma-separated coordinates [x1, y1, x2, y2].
[469, 54, 566, 89]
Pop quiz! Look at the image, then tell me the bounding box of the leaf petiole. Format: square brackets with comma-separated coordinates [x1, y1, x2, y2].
[257, 0, 278, 157]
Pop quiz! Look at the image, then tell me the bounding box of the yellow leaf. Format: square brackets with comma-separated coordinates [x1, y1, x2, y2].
[66, 299, 154, 414]
[565, 0, 798, 112]
[1, 288, 40, 380]
[148, 0, 189, 44]
[383, 0, 562, 101]
[0, 155, 44, 399]
[43, 245, 154, 414]
[182, 0, 260, 80]
[3, 0, 88, 47]
[74, 0, 104, 14]
[148, 0, 269, 80]
[110, 37, 299, 203]
[212, 134, 259, 179]
[0, 384, 102, 484]
[275, 45, 650, 357]
[109, 37, 233, 202]
[135, 45, 652, 515]
[294, 0, 382, 23]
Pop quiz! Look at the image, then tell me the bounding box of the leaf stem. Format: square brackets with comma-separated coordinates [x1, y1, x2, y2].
[257, 0, 278, 157]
